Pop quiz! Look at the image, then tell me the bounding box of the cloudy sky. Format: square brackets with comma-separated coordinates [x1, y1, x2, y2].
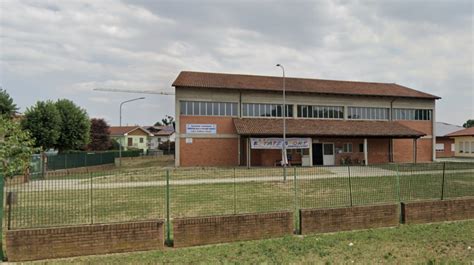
[1, 0, 473, 126]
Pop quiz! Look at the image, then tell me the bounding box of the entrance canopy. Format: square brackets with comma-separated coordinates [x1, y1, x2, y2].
[234, 118, 425, 138]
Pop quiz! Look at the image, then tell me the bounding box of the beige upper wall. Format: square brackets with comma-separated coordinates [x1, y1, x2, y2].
[176, 87, 436, 109]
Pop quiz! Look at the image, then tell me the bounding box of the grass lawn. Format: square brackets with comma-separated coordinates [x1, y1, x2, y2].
[7, 172, 473, 229]
[25, 220, 474, 264]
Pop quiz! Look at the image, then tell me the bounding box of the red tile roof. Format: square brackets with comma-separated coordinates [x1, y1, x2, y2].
[173, 71, 440, 99]
[233, 118, 425, 138]
[144, 126, 175, 136]
[109, 126, 152, 136]
[446, 127, 474, 137]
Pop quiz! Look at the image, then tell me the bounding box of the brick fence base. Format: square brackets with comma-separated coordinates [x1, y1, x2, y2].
[6, 220, 164, 262]
[173, 211, 293, 247]
[300, 204, 399, 234]
[401, 198, 474, 224]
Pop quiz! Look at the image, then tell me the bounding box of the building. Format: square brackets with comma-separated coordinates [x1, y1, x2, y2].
[109, 126, 153, 153]
[446, 127, 474, 158]
[435, 122, 464, 158]
[143, 125, 176, 150]
[173, 71, 440, 167]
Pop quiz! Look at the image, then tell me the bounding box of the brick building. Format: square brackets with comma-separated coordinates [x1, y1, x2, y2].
[435, 122, 464, 158]
[173, 71, 440, 167]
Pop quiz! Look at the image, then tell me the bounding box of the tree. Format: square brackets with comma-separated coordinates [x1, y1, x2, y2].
[87, 118, 111, 151]
[55, 99, 91, 152]
[0, 88, 18, 117]
[21, 101, 61, 150]
[154, 115, 174, 126]
[463, 119, 474, 128]
[0, 116, 35, 178]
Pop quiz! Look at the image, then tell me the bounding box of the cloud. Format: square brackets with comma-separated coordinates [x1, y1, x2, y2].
[1, 0, 472, 126]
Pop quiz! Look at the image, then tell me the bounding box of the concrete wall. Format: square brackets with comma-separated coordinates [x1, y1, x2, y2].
[401, 198, 474, 224]
[299, 204, 399, 234]
[173, 211, 294, 247]
[6, 220, 165, 262]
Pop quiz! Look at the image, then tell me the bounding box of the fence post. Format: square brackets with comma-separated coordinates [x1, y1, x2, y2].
[348, 165, 353, 207]
[165, 169, 171, 245]
[396, 163, 403, 223]
[441, 162, 446, 200]
[233, 168, 236, 215]
[0, 174, 4, 260]
[293, 167, 298, 234]
[90, 172, 93, 224]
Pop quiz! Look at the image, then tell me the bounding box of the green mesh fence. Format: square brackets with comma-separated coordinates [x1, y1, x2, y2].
[3, 162, 474, 232]
[46, 150, 142, 170]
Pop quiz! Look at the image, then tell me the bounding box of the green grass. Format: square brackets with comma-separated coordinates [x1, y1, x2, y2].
[7, 172, 473, 229]
[25, 220, 474, 264]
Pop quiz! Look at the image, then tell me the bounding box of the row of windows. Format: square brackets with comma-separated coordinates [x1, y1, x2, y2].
[348, 107, 389, 120]
[392, 108, 432, 121]
[180, 101, 432, 121]
[180, 101, 238, 116]
[459, 141, 474, 153]
[241, 103, 293, 117]
[297, 105, 344, 119]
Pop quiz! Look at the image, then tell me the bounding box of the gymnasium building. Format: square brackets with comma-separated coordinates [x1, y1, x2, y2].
[173, 71, 439, 167]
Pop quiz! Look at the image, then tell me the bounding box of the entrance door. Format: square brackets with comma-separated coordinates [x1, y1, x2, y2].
[312, 143, 323, 165]
[323, 143, 335, 166]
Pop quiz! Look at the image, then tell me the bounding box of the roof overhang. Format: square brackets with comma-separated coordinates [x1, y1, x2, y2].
[233, 118, 426, 139]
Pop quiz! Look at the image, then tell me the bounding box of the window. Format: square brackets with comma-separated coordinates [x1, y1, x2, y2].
[451, 144, 455, 152]
[180, 101, 238, 116]
[297, 105, 344, 119]
[392, 109, 432, 121]
[459, 142, 464, 153]
[435, 143, 444, 152]
[343, 143, 353, 153]
[139, 138, 144, 143]
[242, 103, 293, 117]
[359, 143, 364, 153]
[347, 107, 389, 120]
[323, 144, 334, 155]
[465, 141, 471, 154]
[471, 142, 474, 153]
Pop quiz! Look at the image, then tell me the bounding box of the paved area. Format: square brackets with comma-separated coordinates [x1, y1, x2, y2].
[8, 166, 474, 192]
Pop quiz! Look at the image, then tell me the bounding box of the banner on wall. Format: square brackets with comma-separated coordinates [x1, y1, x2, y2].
[186, 124, 217, 134]
[250, 138, 311, 149]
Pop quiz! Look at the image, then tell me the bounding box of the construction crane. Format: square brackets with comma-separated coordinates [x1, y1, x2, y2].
[93, 88, 175, 95]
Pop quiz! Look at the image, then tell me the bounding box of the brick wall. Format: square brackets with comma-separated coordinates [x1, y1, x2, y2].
[300, 204, 399, 234]
[6, 220, 164, 262]
[180, 138, 239, 166]
[401, 198, 474, 224]
[393, 138, 432, 163]
[436, 137, 455, 158]
[173, 211, 293, 247]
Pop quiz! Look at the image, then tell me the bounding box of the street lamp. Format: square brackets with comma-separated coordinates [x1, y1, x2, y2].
[119, 97, 145, 166]
[276, 64, 287, 180]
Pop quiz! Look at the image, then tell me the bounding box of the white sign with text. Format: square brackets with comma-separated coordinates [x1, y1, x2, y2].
[186, 124, 217, 134]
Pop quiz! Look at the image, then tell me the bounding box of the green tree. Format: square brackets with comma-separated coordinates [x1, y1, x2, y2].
[463, 119, 474, 128]
[154, 115, 174, 126]
[0, 88, 18, 117]
[55, 99, 90, 152]
[0, 116, 35, 178]
[21, 101, 61, 150]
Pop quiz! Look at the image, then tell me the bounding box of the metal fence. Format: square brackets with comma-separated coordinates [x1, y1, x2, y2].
[31, 150, 143, 173]
[4, 162, 474, 238]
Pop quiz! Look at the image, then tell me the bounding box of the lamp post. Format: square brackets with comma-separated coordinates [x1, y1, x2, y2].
[119, 97, 145, 166]
[276, 64, 287, 181]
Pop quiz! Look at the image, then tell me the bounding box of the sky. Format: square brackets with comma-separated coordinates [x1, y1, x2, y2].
[1, 0, 473, 126]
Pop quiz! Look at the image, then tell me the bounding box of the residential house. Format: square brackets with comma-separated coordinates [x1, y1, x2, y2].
[143, 125, 176, 150]
[109, 126, 153, 153]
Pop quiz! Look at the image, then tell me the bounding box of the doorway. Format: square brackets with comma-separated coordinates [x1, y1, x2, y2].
[312, 143, 335, 166]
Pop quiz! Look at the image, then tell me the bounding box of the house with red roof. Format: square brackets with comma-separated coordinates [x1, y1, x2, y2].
[109, 126, 153, 153]
[172, 71, 440, 167]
